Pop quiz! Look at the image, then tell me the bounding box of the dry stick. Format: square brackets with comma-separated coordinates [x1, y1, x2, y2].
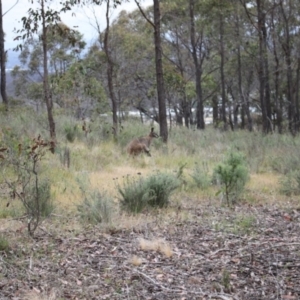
[125, 267, 238, 300]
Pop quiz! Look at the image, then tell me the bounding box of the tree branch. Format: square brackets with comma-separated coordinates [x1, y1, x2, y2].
[134, 0, 155, 29]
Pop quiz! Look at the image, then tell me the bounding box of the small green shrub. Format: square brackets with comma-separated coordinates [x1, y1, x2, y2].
[213, 152, 249, 206]
[77, 178, 113, 224]
[77, 191, 113, 224]
[279, 170, 300, 196]
[64, 124, 78, 143]
[190, 162, 210, 189]
[27, 180, 54, 218]
[1, 133, 54, 236]
[271, 154, 300, 175]
[233, 215, 256, 235]
[221, 268, 231, 291]
[0, 235, 9, 252]
[118, 172, 180, 214]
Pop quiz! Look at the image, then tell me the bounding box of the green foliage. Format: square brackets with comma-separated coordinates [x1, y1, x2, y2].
[118, 172, 180, 214]
[233, 215, 256, 235]
[77, 191, 113, 225]
[190, 162, 211, 189]
[271, 154, 300, 175]
[279, 170, 300, 196]
[221, 268, 231, 291]
[0, 132, 54, 236]
[64, 124, 79, 143]
[0, 235, 9, 252]
[27, 180, 54, 218]
[213, 152, 249, 206]
[77, 179, 113, 224]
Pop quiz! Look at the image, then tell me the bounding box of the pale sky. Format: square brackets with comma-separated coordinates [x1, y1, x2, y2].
[3, 0, 152, 67]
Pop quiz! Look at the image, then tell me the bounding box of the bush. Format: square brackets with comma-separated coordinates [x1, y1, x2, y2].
[271, 154, 300, 175]
[279, 170, 300, 196]
[77, 179, 113, 224]
[27, 180, 54, 218]
[118, 172, 180, 214]
[213, 152, 249, 206]
[64, 124, 78, 143]
[0, 133, 54, 236]
[0, 235, 9, 252]
[190, 162, 211, 189]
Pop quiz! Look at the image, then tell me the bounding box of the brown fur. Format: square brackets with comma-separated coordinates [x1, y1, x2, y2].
[127, 127, 159, 157]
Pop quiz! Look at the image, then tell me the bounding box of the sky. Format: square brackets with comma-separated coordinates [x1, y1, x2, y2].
[2, 0, 152, 68]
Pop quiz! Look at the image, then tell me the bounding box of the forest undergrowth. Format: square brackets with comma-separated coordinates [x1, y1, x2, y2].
[0, 109, 300, 299]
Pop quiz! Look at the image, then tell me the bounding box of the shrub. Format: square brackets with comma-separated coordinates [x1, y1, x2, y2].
[213, 152, 249, 206]
[0, 133, 54, 236]
[118, 172, 180, 214]
[77, 179, 113, 224]
[27, 180, 54, 218]
[64, 124, 78, 143]
[0, 235, 9, 252]
[233, 215, 256, 235]
[190, 162, 211, 189]
[271, 154, 300, 175]
[279, 170, 300, 196]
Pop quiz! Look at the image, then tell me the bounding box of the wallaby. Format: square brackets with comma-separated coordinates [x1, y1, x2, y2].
[127, 127, 159, 157]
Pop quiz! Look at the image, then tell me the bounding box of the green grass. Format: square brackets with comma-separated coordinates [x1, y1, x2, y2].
[1, 108, 300, 224]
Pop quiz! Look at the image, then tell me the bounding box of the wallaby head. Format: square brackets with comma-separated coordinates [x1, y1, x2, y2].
[127, 127, 159, 157]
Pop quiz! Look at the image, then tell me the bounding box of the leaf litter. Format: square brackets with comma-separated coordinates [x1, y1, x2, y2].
[0, 202, 300, 300]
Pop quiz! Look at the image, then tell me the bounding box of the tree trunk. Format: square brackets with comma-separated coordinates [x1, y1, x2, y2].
[189, 0, 204, 130]
[182, 95, 190, 128]
[41, 0, 56, 142]
[0, 0, 8, 109]
[103, 0, 118, 134]
[270, 9, 282, 133]
[234, 7, 252, 131]
[280, 2, 296, 134]
[295, 57, 300, 132]
[212, 95, 219, 128]
[153, 0, 168, 142]
[219, 11, 227, 130]
[257, 0, 272, 133]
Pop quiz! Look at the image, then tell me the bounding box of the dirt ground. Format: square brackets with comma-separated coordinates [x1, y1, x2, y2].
[0, 201, 300, 300]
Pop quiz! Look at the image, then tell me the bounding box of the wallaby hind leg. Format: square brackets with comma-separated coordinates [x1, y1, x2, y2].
[143, 145, 151, 157]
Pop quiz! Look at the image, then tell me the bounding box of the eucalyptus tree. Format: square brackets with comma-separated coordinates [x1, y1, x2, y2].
[268, 3, 284, 133]
[52, 54, 107, 117]
[81, 8, 157, 123]
[13, 23, 85, 114]
[134, 0, 168, 142]
[189, 0, 206, 129]
[201, 0, 237, 130]
[61, 0, 135, 136]
[161, 8, 194, 127]
[276, 0, 300, 134]
[102, 0, 119, 134]
[0, 0, 16, 109]
[15, 0, 71, 140]
[240, 0, 274, 133]
[160, 0, 216, 128]
[107, 9, 157, 120]
[0, 0, 7, 109]
[223, 0, 254, 131]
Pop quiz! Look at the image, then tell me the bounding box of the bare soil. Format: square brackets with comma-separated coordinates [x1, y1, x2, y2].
[1, 202, 300, 300]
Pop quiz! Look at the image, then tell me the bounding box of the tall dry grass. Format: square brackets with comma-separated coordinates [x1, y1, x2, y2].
[1, 108, 300, 228]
